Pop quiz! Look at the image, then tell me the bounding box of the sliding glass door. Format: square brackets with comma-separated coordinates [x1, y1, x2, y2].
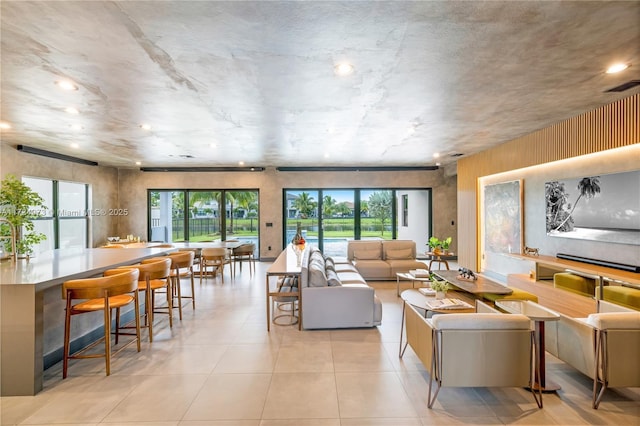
[149, 189, 259, 253]
[284, 188, 429, 257]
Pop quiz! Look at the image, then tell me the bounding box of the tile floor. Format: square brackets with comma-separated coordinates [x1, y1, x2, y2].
[1, 261, 638, 425]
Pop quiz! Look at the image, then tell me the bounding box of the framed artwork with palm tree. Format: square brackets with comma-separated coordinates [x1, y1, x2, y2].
[545, 170, 640, 246]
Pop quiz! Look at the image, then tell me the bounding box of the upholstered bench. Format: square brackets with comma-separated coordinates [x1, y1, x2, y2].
[554, 272, 596, 297]
[598, 285, 640, 311]
[482, 287, 538, 304]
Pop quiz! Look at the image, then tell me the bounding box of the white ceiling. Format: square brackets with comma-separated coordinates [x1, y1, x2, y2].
[1, 1, 639, 169]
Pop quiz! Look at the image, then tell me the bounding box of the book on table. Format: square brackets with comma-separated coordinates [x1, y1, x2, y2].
[410, 269, 430, 278]
[418, 287, 436, 296]
[425, 298, 473, 310]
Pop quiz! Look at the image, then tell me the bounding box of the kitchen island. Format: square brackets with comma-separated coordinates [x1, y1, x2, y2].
[0, 247, 173, 396]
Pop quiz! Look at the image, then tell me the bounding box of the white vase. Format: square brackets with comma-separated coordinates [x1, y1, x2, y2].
[436, 291, 446, 300]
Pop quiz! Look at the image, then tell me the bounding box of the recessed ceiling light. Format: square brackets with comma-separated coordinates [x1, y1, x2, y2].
[140, 123, 152, 130]
[56, 80, 78, 91]
[0, 121, 11, 130]
[435, 162, 441, 167]
[433, 152, 440, 158]
[334, 62, 354, 76]
[65, 107, 79, 114]
[210, 143, 217, 149]
[407, 127, 416, 135]
[327, 127, 335, 134]
[135, 161, 142, 166]
[606, 63, 630, 74]
[238, 161, 245, 166]
[70, 143, 79, 149]
[324, 152, 331, 159]
[69, 124, 83, 130]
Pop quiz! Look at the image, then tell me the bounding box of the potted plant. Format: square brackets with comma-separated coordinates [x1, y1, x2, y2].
[428, 236, 452, 255]
[429, 273, 450, 299]
[0, 174, 47, 258]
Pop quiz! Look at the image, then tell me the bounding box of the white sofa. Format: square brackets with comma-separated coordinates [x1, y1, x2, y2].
[545, 300, 640, 408]
[347, 240, 427, 280]
[300, 246, 382, 329]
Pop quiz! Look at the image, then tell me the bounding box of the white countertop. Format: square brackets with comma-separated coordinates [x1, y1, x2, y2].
[0, 247, 173, 290]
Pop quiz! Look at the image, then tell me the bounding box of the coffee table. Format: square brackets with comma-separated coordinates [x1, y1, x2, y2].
[396, 272, 431, 297]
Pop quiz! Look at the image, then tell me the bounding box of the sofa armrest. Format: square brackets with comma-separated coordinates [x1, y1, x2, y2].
[302, 285, 376, 329]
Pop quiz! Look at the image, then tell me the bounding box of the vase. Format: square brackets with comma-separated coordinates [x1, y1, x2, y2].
[292, 222, 304, 245]
[436, 290, 446, 300]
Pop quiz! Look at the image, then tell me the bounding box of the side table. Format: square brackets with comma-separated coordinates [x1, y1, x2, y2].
[496, 300, 561, 392]
[396, 272, 431, 297]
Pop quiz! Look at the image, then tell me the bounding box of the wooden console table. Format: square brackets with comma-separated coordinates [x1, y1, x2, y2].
[265, 245, 304, 331]
[509, 254, 640, 301]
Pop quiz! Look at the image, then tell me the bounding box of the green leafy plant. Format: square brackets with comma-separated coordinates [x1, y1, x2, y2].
[428, 236, 452, 252]
[0, 174, 47, 255]
[429, 273, 450, 292]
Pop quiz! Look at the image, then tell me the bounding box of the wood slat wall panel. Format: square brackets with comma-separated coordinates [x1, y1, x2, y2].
[458, 94, 639, 270]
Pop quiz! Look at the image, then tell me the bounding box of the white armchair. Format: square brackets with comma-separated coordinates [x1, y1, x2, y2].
[428, 313, 541, 408]
[545, 301, 640, 408]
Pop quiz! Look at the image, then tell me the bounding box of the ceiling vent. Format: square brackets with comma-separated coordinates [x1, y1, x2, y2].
[604, 80, 640, 93]
[450, 153, 464, 157]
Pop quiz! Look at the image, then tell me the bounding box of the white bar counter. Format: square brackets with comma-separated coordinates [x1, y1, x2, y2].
[0, 247, 173, 396]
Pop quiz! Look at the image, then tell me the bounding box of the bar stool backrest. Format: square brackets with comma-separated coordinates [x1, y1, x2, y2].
[129, 257, 172, 281]
[168, 250, 195, 268]
[62, 268, 140, 299]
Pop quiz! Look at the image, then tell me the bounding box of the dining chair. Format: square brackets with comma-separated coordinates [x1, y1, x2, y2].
[167, 250, 196, 319]
[200, 247, 233, 283]
[232, 243, 256, 276]
[62, 268, 141, 378]
[119, 257, 173, 342]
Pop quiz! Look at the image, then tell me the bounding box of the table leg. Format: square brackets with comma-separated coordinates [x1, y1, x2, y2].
[531, 321, 560, 392]
[266, 273, 271, 332]
[399, 301, 409, 357]
[396, 275, 400, 297]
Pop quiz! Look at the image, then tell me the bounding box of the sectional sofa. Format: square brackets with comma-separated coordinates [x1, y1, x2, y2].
[346, 240, 427, 280]
[300, 246, 382, 329]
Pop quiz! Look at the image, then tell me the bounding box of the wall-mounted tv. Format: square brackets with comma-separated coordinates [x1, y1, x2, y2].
[545, 170, 640, 246]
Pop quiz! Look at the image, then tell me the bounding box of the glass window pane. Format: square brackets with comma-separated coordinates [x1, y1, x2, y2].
[150, 191, 186, 242]
[59, 181, 87, 216]
[285, 190, 319, 249]
[22, 177, 53, 217]
[59, 219, 87, 249]
[187, 191, 222, 242]
[31, 219, 54, 254]
[225, 190, 259, 249]
[321, 190, 354, 257]
[361, 190, 393, 240]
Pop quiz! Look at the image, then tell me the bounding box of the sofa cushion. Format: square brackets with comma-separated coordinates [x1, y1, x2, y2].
[325, 257, 336, 272]
[338, 271, 368, 285]
[326, 269, 342, 286]
[309, 259, 328, 287]
[335, 263, 358, 273]
[354, 260, 390, 278]
[354, 248, 381, 260]
[385, 248, 413, 260]
[585, 312, 640, 329]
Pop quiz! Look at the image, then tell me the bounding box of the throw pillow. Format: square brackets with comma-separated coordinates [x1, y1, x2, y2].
[354, 248, 381, 260]
[325, 257, 336, 272]
[386, 248, 413, 259]
[327, 269, 342, 286]
[309, 262, 328, 287]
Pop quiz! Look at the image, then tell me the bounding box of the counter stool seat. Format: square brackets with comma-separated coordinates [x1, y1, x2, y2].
[62, 268, 141, 378]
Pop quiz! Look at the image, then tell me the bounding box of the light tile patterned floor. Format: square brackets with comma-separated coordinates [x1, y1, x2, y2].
[1, 261, 638, 425]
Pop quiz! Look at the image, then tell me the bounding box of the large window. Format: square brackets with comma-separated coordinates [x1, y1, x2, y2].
[148, 189, 260, 253]
[284, 188, 431, 257]
[23, 177, 89, 254]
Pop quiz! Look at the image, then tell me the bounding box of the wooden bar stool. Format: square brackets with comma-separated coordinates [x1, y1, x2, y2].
[167, 250, 196, 320]
[120, 257, 173, 342]
[200, 247, 234, 283]
[232, 243, 256, 276]
[62, 268, 141, 378]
